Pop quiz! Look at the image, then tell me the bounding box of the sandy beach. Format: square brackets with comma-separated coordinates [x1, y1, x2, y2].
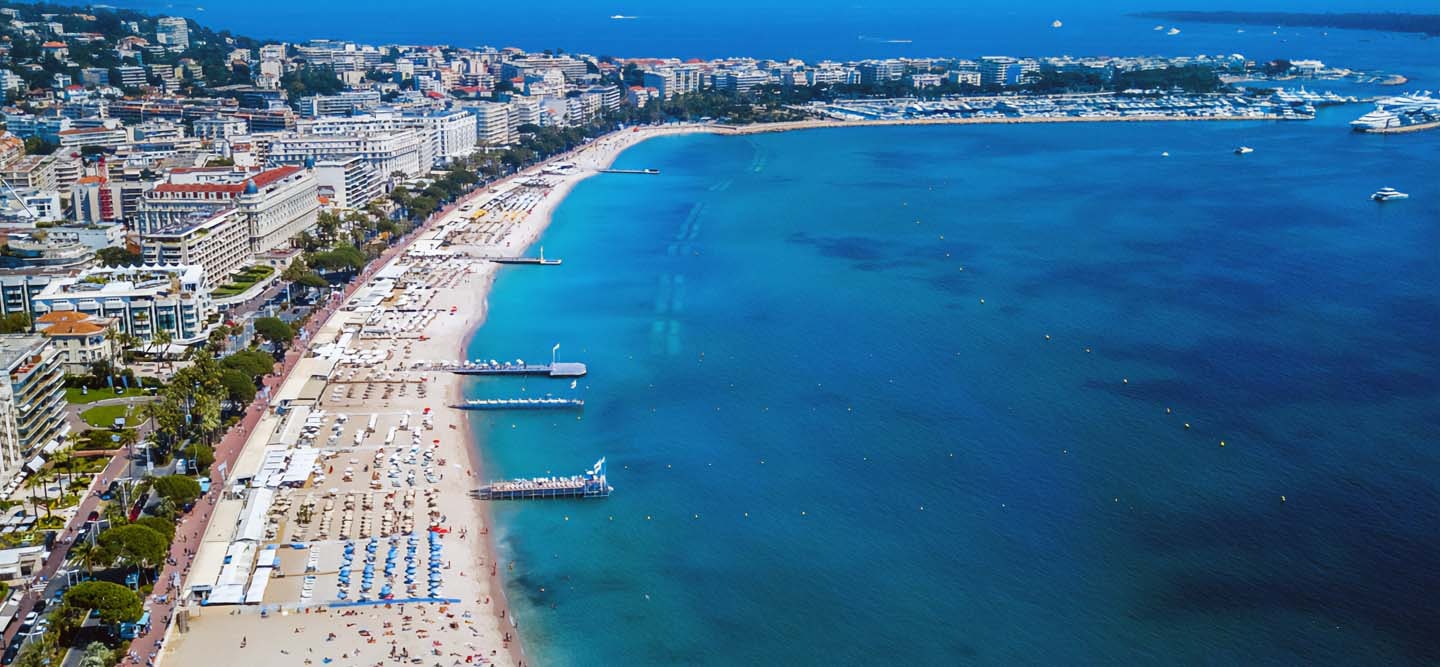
[153, 124, 700, 667]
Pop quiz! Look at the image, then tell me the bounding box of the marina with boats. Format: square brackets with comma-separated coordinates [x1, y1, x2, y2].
[807, 91, 1342, 123]
[1349, 92, 1440, 133]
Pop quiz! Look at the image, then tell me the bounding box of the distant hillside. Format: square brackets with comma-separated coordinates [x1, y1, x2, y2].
[1134, 11, 1440, 36]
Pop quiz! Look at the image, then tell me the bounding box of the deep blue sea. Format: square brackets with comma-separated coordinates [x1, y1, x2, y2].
[458, 104, 1440, 664]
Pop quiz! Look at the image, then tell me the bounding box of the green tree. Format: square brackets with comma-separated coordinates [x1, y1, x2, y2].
[220, 368, 257, 404]
[0, 312, 30, 333]
[78, 642, 114, 667]
[95, 246, 143, 267]
[151, 474, 202, 505]
[221, 348, 276, 378]
[151, 327, 174, 372]
[63, 581, 144, 625]
[253, 317, 294, 347]
[96, 524, 168, 575]
[68, 538, 107, 577]
[133, 515, 176, 542]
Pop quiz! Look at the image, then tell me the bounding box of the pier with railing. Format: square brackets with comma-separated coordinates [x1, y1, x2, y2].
[476, 458, 612, 500]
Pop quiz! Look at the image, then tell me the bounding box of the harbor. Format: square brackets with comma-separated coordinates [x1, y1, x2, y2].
[476, 458, 612, 500]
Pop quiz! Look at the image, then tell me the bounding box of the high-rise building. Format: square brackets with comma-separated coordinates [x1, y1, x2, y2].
[464, 102, 515, 146]
[140, 208, 250, 288]
[156, 17, 190, 50]
[0, 334, 66, 477]
[979, 56, 1023, 87]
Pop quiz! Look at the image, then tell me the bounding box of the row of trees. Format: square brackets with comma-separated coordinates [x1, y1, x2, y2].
[10, 472, 198, 666]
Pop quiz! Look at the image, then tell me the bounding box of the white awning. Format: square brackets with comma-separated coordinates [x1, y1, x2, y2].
[235, 487, 274, 542]
[244, 566, 273, 605]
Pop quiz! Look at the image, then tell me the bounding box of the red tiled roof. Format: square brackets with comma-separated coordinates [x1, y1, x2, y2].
[36, 311, 89, 324]
[152, 165, 301, 195]
[43, 321, 107, 336]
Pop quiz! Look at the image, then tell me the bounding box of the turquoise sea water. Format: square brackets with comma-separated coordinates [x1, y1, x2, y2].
[466, 106, 1439, 664]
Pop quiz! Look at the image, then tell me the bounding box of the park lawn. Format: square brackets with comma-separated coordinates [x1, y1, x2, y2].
[64, 387, 138, 404]
[79, 404, 131, 428]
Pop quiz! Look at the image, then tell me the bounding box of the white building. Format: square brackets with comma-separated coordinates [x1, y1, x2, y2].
[194, 115, 250, 142]
[31, 265, 214, 344]
[465, 102, 514, 146]
[295, 109, 476, 164]
[0, 334, 65, 478]
[156, 17, 191, 50]
[137, 165, 320, 255]
[313, 157, 382, 210]
[268, 130, 426, 179]
[140, 207, 251, 288]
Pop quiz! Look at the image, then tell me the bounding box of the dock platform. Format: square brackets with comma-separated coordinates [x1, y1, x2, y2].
[476, 458, 612, 500]
[450, 397, 584, 410]
[448, 362, 587, 377]
[600, 168, 660, 175]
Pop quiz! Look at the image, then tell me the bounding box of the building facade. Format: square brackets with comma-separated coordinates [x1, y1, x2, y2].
[0, 334, 66, 477]
[140, 207, 250, 288]
[30, 265, 214, 344]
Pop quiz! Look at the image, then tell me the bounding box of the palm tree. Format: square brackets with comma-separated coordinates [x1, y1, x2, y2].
[23, 474, 51, 519]
[152, 327, 174, 374]
[69, 538, 107, 578]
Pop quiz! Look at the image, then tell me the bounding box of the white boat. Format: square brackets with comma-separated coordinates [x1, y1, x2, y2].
[1167, 27, 1181, 35]
[1052, 19, 1063, 28]
[1371, 187, 1409, 202]
[1234, 146, 1254, 154]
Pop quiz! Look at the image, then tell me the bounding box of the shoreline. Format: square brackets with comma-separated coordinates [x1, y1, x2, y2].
[158, 109, 1345, 665]
[445, 124, 706, 665]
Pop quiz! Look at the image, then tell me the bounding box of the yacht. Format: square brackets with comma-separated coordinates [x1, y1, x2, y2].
[1371, 187, 1409, 202]
[1167, 27, 1181, 35]
[1234, 146, 1254, 155]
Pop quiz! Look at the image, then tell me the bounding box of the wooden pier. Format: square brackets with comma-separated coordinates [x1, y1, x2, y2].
[600, 168, 660, 175]
[447, 362, 587, 377]
[476, 458, 612, 500]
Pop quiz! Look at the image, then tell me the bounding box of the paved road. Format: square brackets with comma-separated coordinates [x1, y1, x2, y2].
[1, 452, 130, 650]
